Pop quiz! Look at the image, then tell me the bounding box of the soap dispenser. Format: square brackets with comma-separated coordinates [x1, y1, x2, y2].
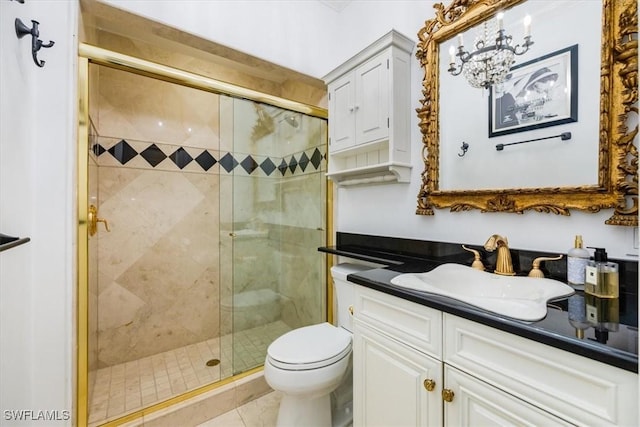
[584, 247, 619, 298]
[567, 235, 589, 289]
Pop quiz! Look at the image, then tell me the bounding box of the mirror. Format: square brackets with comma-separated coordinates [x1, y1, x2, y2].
[415, 0, 638, 225]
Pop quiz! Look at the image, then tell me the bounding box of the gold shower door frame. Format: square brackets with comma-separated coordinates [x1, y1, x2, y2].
[76, 44, 331, 426]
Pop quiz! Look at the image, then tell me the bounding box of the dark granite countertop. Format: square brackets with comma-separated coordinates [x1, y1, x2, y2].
[319, 233, 638, 373]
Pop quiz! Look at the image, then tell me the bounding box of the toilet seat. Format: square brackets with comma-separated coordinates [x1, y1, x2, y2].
[267, 323, 352, 371]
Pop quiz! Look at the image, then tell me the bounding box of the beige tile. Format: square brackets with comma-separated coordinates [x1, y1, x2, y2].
[143, 383, 236, 427]
[234, 372, 273, 408]
[219, 96, 234, 153]
[196, 409, 245, 427]
[115, 417, 145, 427]
[97, 281, 146, 331]
[236, 391, 282, 427]
[97, 67, 221, 149]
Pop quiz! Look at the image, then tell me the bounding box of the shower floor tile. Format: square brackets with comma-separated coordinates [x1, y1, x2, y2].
[88, 320, 291, 426]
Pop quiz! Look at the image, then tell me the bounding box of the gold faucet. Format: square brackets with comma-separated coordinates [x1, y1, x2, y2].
[484, 234, 515, 276]
[528, 255, 563, 278]
[462, 245, 485, 271]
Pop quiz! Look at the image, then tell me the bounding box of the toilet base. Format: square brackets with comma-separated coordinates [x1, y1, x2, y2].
[276, 394, 331, 427]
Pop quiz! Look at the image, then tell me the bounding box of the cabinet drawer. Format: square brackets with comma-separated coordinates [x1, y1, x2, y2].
[354, 285, 442, 359]
[444, 314, 638, 427]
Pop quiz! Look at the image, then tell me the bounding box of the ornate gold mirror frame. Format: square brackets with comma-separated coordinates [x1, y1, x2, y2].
[415, 0, 638, 225]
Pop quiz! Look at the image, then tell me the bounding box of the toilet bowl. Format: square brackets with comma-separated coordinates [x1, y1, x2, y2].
[264, 263, 370, 427]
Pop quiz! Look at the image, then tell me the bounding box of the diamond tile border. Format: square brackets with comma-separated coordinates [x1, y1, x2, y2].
[93, 137, 326, 177]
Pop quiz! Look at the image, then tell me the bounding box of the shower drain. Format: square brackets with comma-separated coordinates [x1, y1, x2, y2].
[206, 359, 221, 367]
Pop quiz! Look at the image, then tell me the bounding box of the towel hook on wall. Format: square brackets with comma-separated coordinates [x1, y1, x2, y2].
[458, 141, 469, 157]
[15, 18, 55, 67]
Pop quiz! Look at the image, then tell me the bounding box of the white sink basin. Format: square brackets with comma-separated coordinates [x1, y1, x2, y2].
[390, 263, 574, 321]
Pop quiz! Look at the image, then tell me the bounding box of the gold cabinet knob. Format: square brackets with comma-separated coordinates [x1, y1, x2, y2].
[88, 205, 110, 236]
[348, 305, 354, 316]
[442, 389, 455, 402]
[423, 379, 436, 392]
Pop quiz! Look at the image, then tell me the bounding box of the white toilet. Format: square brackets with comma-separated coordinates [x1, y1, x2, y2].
[264, 263, 370, 427]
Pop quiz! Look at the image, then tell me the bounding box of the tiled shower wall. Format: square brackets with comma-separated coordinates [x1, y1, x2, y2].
[92, 66, 224, 367]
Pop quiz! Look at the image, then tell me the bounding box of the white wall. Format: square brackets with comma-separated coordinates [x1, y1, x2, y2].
[329, 0, 637, 260]
[0, 0, 77, 424]
[103, 0, 637, 259]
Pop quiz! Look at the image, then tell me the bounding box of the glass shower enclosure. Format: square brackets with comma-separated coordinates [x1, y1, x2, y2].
[222, 98, 328, 376]
[82, 59, 327, 425]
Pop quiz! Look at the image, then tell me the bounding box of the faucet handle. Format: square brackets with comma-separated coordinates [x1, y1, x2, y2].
[462, 245, 485, 271]
[528, 255, 563, 278]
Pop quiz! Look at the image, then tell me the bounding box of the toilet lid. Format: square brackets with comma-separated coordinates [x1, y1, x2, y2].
[267, 322, 351, 370]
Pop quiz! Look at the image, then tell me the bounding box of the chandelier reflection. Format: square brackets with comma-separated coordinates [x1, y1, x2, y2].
[448, 12, 533, 90]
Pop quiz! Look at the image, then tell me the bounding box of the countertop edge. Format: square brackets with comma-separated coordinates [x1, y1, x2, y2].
[320, 245, 638, 373]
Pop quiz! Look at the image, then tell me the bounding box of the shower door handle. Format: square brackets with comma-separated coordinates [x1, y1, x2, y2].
[88, 204, 110, 236]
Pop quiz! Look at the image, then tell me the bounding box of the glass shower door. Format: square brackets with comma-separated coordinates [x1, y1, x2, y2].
[229, 99, 327, 375]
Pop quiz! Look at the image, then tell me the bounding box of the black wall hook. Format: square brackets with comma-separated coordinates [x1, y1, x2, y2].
[15, 18, 55, 68]
[458, 141, 469, 157]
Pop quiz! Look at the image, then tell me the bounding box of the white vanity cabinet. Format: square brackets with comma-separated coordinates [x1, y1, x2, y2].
[352, 285, 443, 426]
[323, 30, 413, 185]
[352, 285, 638, 427]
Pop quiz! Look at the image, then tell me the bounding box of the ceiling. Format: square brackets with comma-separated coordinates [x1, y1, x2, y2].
[317, 0, 352, 12]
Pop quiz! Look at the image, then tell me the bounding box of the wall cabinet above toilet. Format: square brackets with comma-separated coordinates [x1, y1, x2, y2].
[323, 30, 414, 186]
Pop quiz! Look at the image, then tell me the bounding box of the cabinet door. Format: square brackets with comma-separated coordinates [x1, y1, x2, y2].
[353, 321, 442, 427]
[444, 313, 637, 426]
[354, 50, 389, 145]
[328, 72, 356, 152]
[444, 365, 573, 427]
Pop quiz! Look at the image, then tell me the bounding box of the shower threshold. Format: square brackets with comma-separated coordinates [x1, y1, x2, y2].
[88, 320, 291, 426]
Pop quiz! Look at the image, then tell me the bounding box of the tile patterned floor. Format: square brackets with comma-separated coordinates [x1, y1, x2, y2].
[196, 391, 282, 427]
[89, 321, 291, 426]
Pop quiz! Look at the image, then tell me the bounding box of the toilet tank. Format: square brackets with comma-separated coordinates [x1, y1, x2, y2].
[331, 263, 371, 332]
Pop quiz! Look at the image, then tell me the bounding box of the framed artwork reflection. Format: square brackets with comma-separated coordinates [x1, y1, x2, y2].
[489, 44, 578, 137]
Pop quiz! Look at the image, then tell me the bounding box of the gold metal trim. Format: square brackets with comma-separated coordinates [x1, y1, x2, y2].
[415, 0, 638, 225]
[326, 177, 335, 325]
[76, 56, 90, 427]
[78, 43, 328, 120]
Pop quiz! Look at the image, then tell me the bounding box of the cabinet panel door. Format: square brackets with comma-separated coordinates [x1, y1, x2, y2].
[444, 365, 573, 427]
[328, 72, 355, 152]
[354, 51, 389, 145]
[444, 314, 638, 426]
[353, 321, 442, 427]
